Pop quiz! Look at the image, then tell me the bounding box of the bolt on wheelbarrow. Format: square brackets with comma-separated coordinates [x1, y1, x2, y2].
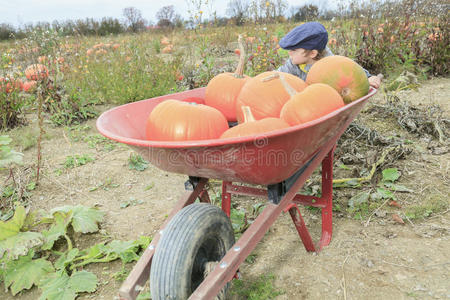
[96, 87, 377, 299]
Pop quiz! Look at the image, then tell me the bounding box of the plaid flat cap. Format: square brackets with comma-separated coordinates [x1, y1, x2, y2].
[279, 22, 328, 50]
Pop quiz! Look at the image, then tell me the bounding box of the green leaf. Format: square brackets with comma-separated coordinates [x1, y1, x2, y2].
[230, 208, 247, 233]
[55, 248, 79, 271]
[51, 205, 104, 233]
[375, 187, 396, 200]
[0, 147, 24, 167]
[383, 182, 413, 192]
[68, 271, 98, 293]
[136, 292, 151, 300]
[134, 235, 151, 249]
[128, 154, 149, 171]
[0, 231, 44, 260]
[348, 191, 370, 208]
[4, 250, 54, 296]
[382, 168, 400, 182]
[80, 242, 105, 259]
[39, 270, 98, 300]
[0, 136, 23, 167]
[41, 212, 73, 250]
[0, 206, 26, 240]
[0, 135, 12, 145]
[104, 240, 140, 263]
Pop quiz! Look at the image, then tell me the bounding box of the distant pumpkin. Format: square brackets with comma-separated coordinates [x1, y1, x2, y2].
[162, 44, 173, 54]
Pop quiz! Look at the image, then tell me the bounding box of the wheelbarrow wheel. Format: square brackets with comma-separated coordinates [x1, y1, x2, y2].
[150, 203, 235, 300]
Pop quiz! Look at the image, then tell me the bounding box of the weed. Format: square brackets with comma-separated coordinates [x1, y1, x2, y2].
[232, 273, 284, 300]
[346, 167, 414, 219]
[405, 195, 448, 220]
[66, 124, 91, 141]
[83, 134, 117, 151]
[63, 154, 94, 169]
[128, 153, 149, 171]
[49, 93, 98, 126]
[120, 197, 144, 209]
[89, 177, 119, 192]
[0, 82, 26, 130]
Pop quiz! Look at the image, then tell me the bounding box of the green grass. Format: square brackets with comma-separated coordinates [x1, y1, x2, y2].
[405, 194, 449, 220]
[232, 274, 284, 300]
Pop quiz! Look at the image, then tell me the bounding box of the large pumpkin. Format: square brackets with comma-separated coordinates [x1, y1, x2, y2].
[235, 71, 307, 122]
[25, 64, 49, 81]
[306, 55, 369, 104]
[221, 106, 289, 139]
[146, 100, 229, 141]
[280, 83, 345, 126]
[204, 35, 249, 122]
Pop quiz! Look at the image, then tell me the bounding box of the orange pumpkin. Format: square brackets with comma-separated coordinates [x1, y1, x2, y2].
[25, 64, 49, 81]
[161, 37, 170, 46]
[95, 49, 108, 55]
[93, 43, 104, 49]
[146, 100, 229, 141]
[161, 44, 173, 54]
[280, 83, 345, 126]
[306, 55, 369, 104]
[221, 106, 289, 139]
[235, 71, 307, 122]
[204, 35, 249, 122]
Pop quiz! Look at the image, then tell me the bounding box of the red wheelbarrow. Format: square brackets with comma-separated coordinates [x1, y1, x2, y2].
[96, 87, 377, 299]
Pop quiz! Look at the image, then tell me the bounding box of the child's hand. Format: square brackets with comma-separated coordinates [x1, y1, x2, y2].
[368, 75, 382, 89]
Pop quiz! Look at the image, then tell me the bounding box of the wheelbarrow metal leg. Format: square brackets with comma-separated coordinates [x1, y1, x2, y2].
[119, 178, 209, 300]
[285, 147, 334, 252]
[221, 181, 232, 217]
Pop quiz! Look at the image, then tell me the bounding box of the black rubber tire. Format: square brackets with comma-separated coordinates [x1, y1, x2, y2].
[150, 203, 235, 300]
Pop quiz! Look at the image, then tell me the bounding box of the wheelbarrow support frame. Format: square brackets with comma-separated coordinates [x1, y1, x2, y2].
[119, 141, 336, 300]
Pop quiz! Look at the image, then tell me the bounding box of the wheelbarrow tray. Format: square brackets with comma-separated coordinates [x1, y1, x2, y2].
[97, 87, 377, 185]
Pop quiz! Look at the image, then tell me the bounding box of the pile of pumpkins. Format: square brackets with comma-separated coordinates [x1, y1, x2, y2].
[146, 37, 370, 142]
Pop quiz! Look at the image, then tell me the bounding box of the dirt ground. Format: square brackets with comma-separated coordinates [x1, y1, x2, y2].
[1, 77, 449, 300]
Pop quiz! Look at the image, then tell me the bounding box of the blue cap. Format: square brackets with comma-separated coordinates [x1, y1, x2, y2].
[279, 22, 328, 51]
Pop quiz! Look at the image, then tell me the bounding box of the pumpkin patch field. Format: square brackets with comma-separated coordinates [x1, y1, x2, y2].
[1, 10, 449, 300]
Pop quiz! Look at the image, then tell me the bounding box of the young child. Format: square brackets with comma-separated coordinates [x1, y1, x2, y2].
[277, 22, 381, 89]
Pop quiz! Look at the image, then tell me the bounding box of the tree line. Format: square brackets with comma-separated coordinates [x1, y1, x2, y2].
[0, 0, 445, 40]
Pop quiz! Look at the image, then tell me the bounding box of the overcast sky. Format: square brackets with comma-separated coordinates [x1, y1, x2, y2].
[1, 0, 330, 28]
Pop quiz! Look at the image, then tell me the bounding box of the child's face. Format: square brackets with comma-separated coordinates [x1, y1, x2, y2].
[288, 48, 318, 65]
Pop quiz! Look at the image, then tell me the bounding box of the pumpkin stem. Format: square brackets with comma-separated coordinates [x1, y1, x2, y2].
[233, 35, 246, 78]
[278, 73, 297, 97]
[241, 106, 256, 123]
[261, 73, 279, 82]
[341, 87, 351, 98]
